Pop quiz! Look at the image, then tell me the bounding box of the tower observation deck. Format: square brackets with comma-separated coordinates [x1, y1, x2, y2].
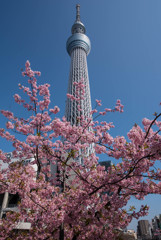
[65, 4, 92, 126]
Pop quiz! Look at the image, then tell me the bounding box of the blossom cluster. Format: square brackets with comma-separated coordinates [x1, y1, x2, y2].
[0, 61, 161, 239]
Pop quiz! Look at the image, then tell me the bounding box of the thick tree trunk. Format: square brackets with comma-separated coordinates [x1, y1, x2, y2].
[59, 224, 64, 240]
[72, 236, 77, 240]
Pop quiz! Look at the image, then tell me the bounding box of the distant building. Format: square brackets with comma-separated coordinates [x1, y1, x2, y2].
[137, 220, 152, 240]
[0, 153, 36, 229]
[99, 160, 112, 196]
[99, 160, 112, 172]
[151, 215, 161, 240]
[115, 229, 137, 240]
[0, 192, 19, 218]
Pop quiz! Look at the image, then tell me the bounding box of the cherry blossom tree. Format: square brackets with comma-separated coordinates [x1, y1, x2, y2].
[0, 61, 161, 239]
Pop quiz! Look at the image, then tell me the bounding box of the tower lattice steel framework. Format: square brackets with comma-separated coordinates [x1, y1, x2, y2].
[65, 4, 92, 126]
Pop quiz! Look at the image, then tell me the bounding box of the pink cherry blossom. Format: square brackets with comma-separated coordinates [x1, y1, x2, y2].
[0, 61, 161, 239]
[49, 106, 60, 114]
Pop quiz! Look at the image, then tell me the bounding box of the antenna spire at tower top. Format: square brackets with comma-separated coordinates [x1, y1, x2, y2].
[70, 4, 86, 35]
[76, 4, 80, 21]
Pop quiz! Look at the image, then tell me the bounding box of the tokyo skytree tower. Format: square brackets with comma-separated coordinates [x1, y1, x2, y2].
[65, 4, 92, 126]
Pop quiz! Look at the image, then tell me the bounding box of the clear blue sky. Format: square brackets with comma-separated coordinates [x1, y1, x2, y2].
[1, 0, 161, 231]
